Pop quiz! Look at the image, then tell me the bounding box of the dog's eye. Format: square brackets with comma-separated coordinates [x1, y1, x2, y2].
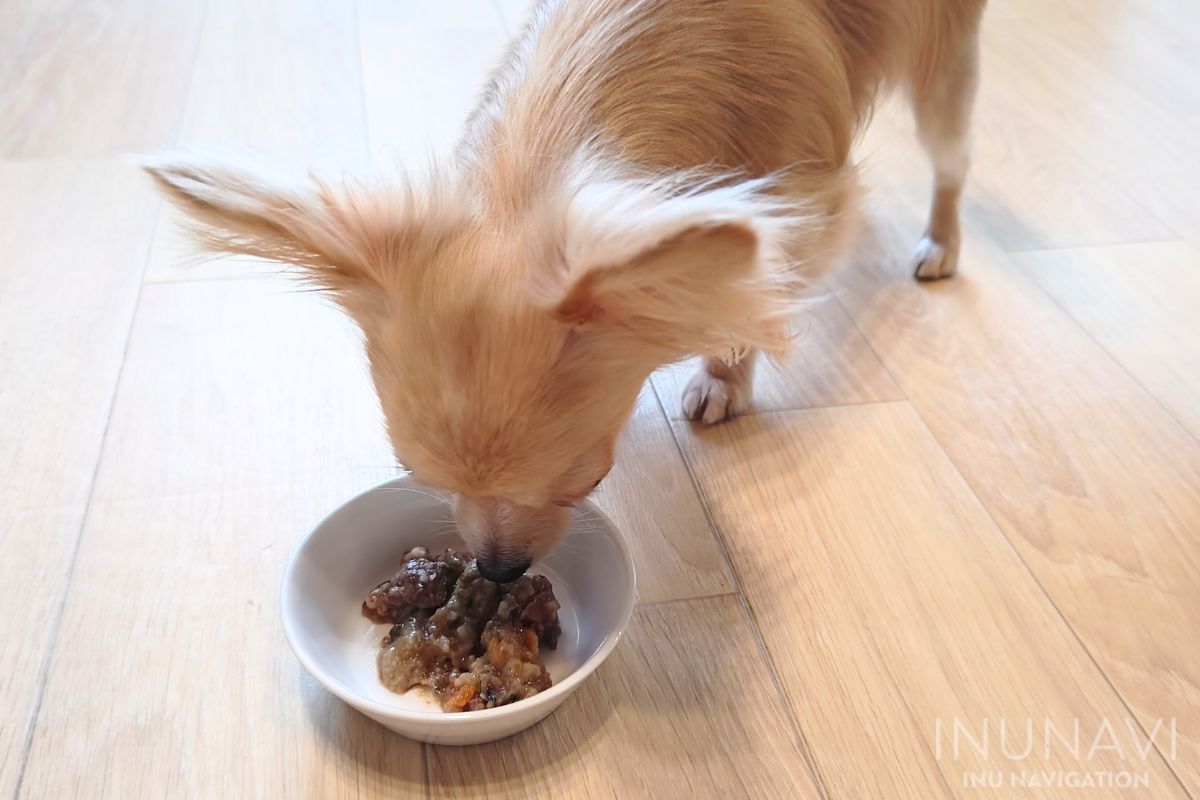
[552, 465, 611, 508]
[592, 466, 612, 490]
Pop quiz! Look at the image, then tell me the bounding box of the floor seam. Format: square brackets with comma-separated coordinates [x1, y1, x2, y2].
[491, 0, 517, 36]
[9, 7, 209, 795]
[654, 392, 911, 422]
[1019, 261, 1200, 453]
[826, 241, 1194, 796]
[1000, 236, 1188, 255]
[651, 381, 834, 800]
[13, 200, 164, 794]
[635, 590, 740, 609]
[829, 289, 909, 400]
[902, 389, 1196, 800]
[351, 0, 373, 164]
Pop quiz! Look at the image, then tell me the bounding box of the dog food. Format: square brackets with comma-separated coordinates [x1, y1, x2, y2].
[363, 547, 562, 712]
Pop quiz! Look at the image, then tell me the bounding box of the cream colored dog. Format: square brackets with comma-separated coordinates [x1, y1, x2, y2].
[147, 0, 986, 581]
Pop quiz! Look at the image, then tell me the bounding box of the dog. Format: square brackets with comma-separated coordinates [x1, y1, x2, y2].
[146, 0, 985, 582]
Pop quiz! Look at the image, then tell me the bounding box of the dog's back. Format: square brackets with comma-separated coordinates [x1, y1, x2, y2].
[461, 0, 985, 214]
[144, 0, 988, 564]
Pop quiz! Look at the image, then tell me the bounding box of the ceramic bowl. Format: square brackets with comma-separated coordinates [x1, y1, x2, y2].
[281, 476, 636, 744]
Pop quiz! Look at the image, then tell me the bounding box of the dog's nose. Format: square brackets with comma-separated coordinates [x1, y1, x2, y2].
[476, 556, 531, 584]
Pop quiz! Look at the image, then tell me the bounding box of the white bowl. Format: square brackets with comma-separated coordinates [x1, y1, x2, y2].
[281, 476, 636, 745]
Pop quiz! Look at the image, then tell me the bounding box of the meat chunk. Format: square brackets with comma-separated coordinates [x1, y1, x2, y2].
[367, 547, 563, 712]
[362, 547, 467, 623]
[513, 574, 563, 649]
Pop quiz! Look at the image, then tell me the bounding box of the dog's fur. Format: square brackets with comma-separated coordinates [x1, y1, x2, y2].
[146, 0, 985, 577]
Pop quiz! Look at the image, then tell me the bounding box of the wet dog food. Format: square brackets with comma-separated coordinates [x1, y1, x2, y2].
[363, 547, 562, 712]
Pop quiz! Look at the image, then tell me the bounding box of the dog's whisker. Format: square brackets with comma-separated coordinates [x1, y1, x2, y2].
[376, 487, 453, 507]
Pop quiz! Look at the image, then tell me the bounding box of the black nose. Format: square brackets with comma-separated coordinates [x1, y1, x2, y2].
[476, 557, 531, 583]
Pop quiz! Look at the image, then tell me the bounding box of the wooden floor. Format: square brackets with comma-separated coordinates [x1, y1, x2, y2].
[2, 1, 1198, 798]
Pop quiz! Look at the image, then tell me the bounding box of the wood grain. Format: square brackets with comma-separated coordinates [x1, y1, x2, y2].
[20, 487, 425, 800]
[0, 1, 202, 157]
[147, 2, 506, 283]
[174, 0, 367, 167]
[973, 0, 1200, 249]
[591, 387, 735, 603]
[357, 0, 509, 163]
[13, 278, 732, 798]
[7, 0, 1200, 796]
[834, 193, 1200, 794]
[1014, 241, 1200, 442]
[859, 95, 1174, 256]
[61, 279, 396, 503]
[651, 297, 903, 419]
[427, 595, 821, 799]
[0, 160, 158, 799]
[18, 279, 418, 799]
[143, 0, 368, 284]
[675, 404, 1189, 799]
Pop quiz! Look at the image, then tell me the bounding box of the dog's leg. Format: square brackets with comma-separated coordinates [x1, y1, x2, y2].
[681, 350, 757, 424]
[909, 31, 980, 281]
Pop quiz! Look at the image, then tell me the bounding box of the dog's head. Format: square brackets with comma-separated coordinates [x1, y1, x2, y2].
[145, 156, 799, 580]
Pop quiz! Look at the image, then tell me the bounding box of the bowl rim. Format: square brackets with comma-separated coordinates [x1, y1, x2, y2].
[280, 475, 637, 725]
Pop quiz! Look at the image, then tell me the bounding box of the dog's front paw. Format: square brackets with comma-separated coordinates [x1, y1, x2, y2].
[912, 235, 959, 281]
[681, 368, 751, 425]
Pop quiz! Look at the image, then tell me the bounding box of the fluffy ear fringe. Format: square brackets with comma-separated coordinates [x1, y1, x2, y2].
[543, 166, 818, 358]
[140, 154, 368, 288]
[140, 153, 472, 298]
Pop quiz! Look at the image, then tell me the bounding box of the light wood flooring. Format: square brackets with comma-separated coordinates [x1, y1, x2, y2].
[2, 1, 1198, 797]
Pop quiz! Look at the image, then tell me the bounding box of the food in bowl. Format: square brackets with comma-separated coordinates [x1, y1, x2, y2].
[362, 547, 562, 712]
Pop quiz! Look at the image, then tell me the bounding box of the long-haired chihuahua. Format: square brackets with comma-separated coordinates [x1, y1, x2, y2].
[146, 0, 986, 581]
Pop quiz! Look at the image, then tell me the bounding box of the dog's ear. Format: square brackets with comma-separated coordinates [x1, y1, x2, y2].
[546, 174, 804, 358]
[141, 155, 379, 298]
